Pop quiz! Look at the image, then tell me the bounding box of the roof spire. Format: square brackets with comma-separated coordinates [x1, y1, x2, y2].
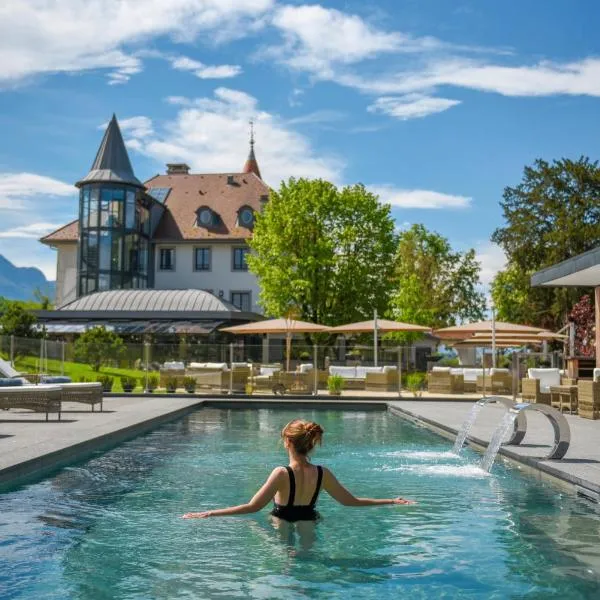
[76, 114, 144, 188]
[243, 119, 262, 179]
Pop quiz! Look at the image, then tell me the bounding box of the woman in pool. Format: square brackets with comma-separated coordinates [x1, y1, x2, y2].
[182, 418, 414, 521]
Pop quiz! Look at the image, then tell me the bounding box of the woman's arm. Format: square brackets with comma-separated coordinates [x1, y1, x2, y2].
[322, 467, 415, 507]
[182, 467, 284, 519]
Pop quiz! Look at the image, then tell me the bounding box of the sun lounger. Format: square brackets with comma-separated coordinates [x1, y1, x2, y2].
[0, 385, 62, 421]
[57, 382, 104, 411]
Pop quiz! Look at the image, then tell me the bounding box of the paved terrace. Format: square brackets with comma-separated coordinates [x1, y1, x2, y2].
[2, 395, 600, 498]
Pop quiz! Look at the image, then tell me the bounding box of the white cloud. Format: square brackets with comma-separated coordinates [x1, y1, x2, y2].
[371, 185, 471, 209]
[268, 5, 407, 76]
[131, 87, 344, 183]
[0, 173, 74, 210]
[0, 223, 64, 239]
[170, 55, 242, 79]
[475, 242, 506, 288]
[0, 0, 273, 86]
[368, 94, 461, 120]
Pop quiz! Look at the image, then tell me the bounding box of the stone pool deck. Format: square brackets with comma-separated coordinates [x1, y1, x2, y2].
[2, 395, 600, 499]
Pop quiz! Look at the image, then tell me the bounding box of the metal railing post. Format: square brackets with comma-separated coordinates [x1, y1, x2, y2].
[61, 341, 66, 375]
[398, 347, 402, 397]
[313, 344, 318, 396]
[512, 351, 518, 402]
[144, 342, 150, 393]
[10, 334, 14, 367]
[229, 343, 234, 395]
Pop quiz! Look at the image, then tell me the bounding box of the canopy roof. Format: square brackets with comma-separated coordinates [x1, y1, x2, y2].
[435, 320, 546, 340]
[221, 318, 328, 335]
[328, 319, 430, 334]
[531, 246, 600, 287]
[453, 338, 543, 347]
[470, 331, 566, 340]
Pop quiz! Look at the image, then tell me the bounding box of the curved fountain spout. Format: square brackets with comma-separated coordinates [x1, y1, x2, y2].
[480, 402, 571, 471]
[453, 396, 526, 454]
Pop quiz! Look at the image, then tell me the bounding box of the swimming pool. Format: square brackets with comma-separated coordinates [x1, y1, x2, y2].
[2, 407, 600, 599]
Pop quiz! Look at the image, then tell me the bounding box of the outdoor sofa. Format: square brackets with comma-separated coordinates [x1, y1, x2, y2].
[185, 362, 250, 392]
[159, 361, 186, 387]
[521, 368, 576, 405]
[476, 368, 512, 394]
[578, 379, 600, 419]
[427, 367, 464, 394]
[328, 365, 398, 391]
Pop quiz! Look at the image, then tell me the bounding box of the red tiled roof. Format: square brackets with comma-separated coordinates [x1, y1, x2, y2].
[41, 219, 79, 244]
[150, 172, 269, 241]
[41, 171, 270, 244]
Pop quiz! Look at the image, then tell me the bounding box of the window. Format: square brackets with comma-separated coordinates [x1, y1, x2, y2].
[194, 247, 211, 271]
[197, 208, 214, 227]
[238, 207, 254, 228]
[230, 291, 251, 312]
[232, 247, 249, 271]
[159, 248, 176, 271]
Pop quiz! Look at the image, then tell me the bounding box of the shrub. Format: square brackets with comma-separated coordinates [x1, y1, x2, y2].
[438, 356, 460, 367]
[96, 374, 114, 392]
[74, 326, 125, 372]
[299, 351, 311, 361]
[183, 376, 196, 392]
[121, 376, 138, 392]
[406, 372, 425, 397]
[147, 373, 159, 391]
[165, 376, 178, 392]
[327, 374, 345, 394]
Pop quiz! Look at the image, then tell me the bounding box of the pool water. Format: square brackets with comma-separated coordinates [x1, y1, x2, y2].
[2, 408, 600, 599]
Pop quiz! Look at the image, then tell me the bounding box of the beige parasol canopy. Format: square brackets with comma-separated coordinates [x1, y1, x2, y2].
[328, 319, 431, 334]
[221, 318, 328, 335]
[453, 337, 543, 347]
[435, 320, 547, 340]
[470, 331, 567, 341]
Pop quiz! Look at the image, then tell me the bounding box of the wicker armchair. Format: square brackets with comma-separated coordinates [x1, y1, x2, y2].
[578, 380, 600, 419]
[427, 369, 464, 394]
[476, 369, 512, 394]
[521, 369, 576, 405]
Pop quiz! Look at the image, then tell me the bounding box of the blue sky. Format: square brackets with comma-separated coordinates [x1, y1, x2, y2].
[0, 0, 599, 289]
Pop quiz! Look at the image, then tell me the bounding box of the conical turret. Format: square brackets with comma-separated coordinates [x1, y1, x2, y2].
[76, 114, 144, 188]
[242, 120, 262, 179]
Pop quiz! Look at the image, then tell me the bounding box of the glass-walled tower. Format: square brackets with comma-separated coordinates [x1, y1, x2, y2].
[76, 115, 150, 296]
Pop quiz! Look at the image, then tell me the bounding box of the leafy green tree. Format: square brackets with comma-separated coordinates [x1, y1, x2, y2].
[74, 326, 125, 372]
[389, 224, 486, 337]
[492, 157, 600, 328]
[247, 178, 397, 326]
[0, 303, 38, 337]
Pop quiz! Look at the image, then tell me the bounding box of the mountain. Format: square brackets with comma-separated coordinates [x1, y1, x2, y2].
[0, 254, 55, 302]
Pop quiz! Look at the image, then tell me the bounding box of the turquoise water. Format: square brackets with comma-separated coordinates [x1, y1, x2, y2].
[2, 408, 600, 599]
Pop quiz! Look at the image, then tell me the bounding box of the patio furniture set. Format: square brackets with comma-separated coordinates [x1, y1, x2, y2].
[427, 367, 513, 395]
[0, 376, 103, 421]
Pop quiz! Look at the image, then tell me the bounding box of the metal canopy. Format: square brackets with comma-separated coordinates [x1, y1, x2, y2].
[531, 246, 600, 288]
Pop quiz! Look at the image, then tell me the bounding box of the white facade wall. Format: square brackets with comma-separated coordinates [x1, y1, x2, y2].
[153, 243, 262, 313]
[55, 244, 78, 307]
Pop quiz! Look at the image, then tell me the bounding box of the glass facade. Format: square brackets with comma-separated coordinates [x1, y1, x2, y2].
[78, 185, 150, 296]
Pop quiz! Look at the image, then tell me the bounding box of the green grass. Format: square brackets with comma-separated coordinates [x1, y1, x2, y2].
[13, 356, 153, 393]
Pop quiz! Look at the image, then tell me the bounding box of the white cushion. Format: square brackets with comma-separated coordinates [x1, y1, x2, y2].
[231, 362, 249, 369]
[382, 366, 397, 373]
[432, 366, 451, 373]
[594, 368, 600, 382]
[449, 368, 463, 376]
[189, 362, 228, 371]
[329, 366, 357, 379]
[462, 368, 484, 382]
[528, 368, 560, 393]
[260, 366, 280, 376]
[164, 361, 185, 370]
[356, 366, 384, 378]
[298, 363, 313, 374]
[490, 368, 509, 375]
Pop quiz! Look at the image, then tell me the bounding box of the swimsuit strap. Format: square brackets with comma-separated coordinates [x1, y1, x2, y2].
[309, 465, 323, 507]
[285, 466, 296, 506]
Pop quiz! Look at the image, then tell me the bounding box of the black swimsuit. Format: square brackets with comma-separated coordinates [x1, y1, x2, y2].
[271, 465, 323, 522]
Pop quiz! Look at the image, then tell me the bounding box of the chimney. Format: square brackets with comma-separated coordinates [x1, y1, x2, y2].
[166, 163, 190, 175]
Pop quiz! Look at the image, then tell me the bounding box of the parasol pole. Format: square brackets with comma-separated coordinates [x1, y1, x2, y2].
[373, 309, 378, 367]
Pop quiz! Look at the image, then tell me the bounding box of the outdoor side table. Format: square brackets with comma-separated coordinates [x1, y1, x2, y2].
[549, 385, 578, 415]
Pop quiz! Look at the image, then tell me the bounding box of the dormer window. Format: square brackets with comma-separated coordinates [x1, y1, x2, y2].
[196, 207, 217, 228]
[238, 206, 254, 228]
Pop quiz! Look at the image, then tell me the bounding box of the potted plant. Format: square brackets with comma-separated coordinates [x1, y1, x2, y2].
[96, 374, 114, 393]
[147, 373, 159, 393]
[165, 376, 178, 393]
[121, 376, 137, 393]
[183, 376, 196, 394]
[327, 374, 344, 396]
[406, 372, 425, 397]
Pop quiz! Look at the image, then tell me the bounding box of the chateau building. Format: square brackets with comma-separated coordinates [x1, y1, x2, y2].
[38, 115, 266, 334]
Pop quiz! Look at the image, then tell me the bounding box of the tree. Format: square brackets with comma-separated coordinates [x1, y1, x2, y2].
[0, 302, 38, 337]
[389, 224, 486, 334]
[491, 157, 600, 329]
[569, 295, 596, 357]
[74, 326, 125, 371]
[247, 178, 397, 326]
